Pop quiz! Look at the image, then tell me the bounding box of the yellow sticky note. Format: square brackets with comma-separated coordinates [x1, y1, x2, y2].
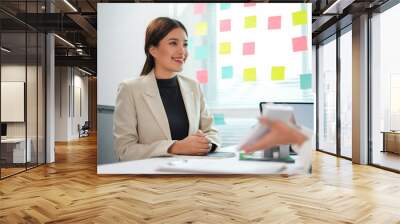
[271, 66, 285, 80]
[292, 10, 307, 26]
[195, 22, 208, 36]
[244, 16, 257, 28]
[219, 42, 231, 55]
[243, 68, 256, 81]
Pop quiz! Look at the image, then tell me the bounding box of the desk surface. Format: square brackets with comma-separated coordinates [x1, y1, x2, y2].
[381, 131, 400, 134]
[98, 146, 308, 175]
[1, 138, 27, 143]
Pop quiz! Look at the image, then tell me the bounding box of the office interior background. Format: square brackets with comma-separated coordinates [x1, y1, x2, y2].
[1, 0, 400, 223]
[1, 0, 399, 176]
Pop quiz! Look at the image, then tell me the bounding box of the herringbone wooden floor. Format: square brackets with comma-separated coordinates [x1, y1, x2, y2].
[1, 134, 400, 224]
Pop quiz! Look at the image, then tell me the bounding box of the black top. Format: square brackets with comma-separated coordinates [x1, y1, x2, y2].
[156, 76, 189, 140]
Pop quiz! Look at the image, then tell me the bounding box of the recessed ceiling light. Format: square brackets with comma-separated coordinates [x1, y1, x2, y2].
[1, 47, 11, 53]
[63, 0, 78, 12]
[78, 67, 93, 76]
[54, 34, 75, 48]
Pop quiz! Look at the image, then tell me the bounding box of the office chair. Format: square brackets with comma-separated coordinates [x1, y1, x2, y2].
[79, 121, 90, 138]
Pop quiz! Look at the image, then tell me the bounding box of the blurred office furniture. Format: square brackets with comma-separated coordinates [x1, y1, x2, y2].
[382, 131, 400, 154]
[78, 121, 90, 138]
[1, 123, 7, 139]
[1, 138, 32, 166]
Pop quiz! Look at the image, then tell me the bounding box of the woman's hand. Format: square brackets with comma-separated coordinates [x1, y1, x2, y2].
[169, 131, 210, 155]
[241, 117, 308, 154]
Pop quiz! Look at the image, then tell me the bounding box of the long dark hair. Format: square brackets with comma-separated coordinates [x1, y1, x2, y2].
[140, 17, 188, 76]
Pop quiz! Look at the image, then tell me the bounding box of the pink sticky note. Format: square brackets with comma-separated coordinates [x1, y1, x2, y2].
[194, 3, 206, 14]
[220, 19, 231, 32]
[243, 42, 255, 55]
[292, 36, 308, 52]
[244, 3, 256, 7]
[196, 70, 208, 84]
[268, 16, 281, 30]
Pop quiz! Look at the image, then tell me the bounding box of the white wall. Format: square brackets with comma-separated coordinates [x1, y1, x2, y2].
[97, 3, 172, 106]
[55, 67, 89, 141]
[1, 65, 37, 137]
[55, 67, 68, 141]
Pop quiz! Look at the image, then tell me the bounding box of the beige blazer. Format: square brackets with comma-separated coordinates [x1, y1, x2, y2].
[113, 70, 220, 161]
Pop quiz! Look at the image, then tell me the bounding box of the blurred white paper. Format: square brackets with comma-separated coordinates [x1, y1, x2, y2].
[157, 158, 287, 174]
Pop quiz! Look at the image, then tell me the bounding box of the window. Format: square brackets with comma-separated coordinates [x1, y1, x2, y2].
[371, 3, 400, 171]
[339, 28, 352, 158]
[317, 36, 337, 154]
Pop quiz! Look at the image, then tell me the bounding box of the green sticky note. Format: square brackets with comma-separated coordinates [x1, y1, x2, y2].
[243, 68, 256, 81]
[244, 16, 257, 28]
[219, 42, 231, 55]
[195, 46, 207, 60]
[187, 37, 194, 50]
[292, 10, 307, 26]
[222, 66, 233, 79]
[300, 73, 312, 89]
[271, 66, 285, 80]
[213, 114, 225, 125]
[195, 22, 208, 36]
[220, 3, 231, 10]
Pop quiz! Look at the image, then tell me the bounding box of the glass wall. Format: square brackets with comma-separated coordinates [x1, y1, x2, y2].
[0, 1, 46, 179]
[371, 3, 400, 171]
[339, 27, 352, 158]
[317, 35, 337, 154]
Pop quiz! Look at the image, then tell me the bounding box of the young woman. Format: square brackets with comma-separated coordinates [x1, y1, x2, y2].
[113, 17, 220, 161]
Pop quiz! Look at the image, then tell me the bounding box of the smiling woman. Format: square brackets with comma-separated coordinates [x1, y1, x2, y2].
[141, 17, 188, 77]
[113, 17, 220, 161]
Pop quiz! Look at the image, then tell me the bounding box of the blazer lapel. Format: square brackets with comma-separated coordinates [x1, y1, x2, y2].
[142, 71, 171, 139]
[178, 76, 195, 135]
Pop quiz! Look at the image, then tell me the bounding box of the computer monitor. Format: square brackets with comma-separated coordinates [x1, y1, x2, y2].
[1, 123, 7, 137]
[259, 102, 314, 130]
[259, 102, 316, 153]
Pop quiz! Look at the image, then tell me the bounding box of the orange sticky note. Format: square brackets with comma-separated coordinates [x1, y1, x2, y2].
[220, 19, 231, 32]
[243, 42, 255, 55]
[268, 16, 281, 30]
[194, 3, 206, 14]
[196, 70, 208, 84]
[292, 36, 308, 52]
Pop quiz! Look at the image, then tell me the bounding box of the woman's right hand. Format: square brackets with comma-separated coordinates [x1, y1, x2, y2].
[168, 133, 210, 155]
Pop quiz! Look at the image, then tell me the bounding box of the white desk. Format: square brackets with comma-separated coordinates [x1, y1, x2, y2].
[1, 138, 31, 163]
[97, 146, 310, 175]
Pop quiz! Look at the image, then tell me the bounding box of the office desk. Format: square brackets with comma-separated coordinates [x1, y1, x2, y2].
[98, 146, 309, 175]
[381, 131, 400, 154]
[1, 138, 31, 163]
